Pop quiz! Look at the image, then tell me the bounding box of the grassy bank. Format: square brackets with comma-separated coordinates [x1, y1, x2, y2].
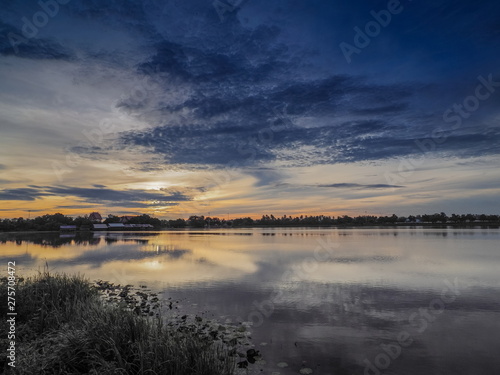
[0, 272, 239, 375]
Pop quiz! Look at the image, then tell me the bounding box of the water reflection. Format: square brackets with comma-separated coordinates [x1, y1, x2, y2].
[0, 231, 159, 247]
[1, 228, 499, 374]
[0, 232, 101, 247]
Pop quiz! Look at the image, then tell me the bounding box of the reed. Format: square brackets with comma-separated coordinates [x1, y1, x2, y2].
[0, 271, 236, 375]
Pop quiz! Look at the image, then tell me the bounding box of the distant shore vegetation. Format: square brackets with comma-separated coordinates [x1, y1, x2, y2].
[0, 212, 499, 232]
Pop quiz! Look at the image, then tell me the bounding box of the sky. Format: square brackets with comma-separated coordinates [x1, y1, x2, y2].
[0, 0, 499, 219]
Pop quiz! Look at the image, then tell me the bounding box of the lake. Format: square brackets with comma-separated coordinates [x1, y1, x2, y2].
[1, 227, 499, 374]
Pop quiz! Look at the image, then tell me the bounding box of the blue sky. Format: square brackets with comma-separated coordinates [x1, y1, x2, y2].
[0, 0, 499, 218]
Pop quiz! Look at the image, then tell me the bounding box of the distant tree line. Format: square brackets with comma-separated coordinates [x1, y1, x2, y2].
[185, 212, 500, 228]
[1, 212, 499, 232]
[0, 213, 162, 232]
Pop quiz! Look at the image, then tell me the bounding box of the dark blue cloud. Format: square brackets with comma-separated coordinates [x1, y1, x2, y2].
[0, 21, 74, 60]
[0, 188, 54, 201]
[106, 0, 499, 169]
[0, 186, 190, 207]
[277, 182, 404, 190]
[2, 0, 499, 174]
[116, 72, 420, 167]
[316, 183, 404, 189]
[45, 186, 189, 204]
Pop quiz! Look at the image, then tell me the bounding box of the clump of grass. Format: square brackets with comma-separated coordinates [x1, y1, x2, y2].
[6, 271, 97, 338]
[0, 271, 236, 375]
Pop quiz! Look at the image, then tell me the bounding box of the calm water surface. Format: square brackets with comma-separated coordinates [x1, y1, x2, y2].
[1, 228, 500, 375]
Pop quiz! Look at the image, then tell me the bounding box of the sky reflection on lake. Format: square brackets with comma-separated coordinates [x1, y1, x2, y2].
[1, 228, 499, 374]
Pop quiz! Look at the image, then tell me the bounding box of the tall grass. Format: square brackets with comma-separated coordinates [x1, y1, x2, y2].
[0, 271, 235, 375]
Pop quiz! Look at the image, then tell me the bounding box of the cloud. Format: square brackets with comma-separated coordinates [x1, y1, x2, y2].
[0, 188, 54, 201]
[0, 208, 44, 212]
[4, 0, 496, 172]
[0, 186, 190, 208]
[115, 70, 420, 168]
[246, 168, 286, 187]
[106, 19, 499, 170]
[353, 103, 409, 115]
[45, 186, 190, 204]
[276, 182, 404, 190]
[55, 204, 101, 209]
[114, 68, 500, 168]
[316, 183, 404, 189]
[0, 21, 74, 60]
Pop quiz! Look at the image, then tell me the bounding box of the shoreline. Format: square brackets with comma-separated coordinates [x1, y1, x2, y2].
[1, 222, 499, 234]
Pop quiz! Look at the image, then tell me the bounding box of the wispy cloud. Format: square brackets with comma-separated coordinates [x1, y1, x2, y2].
[316, 183, 404, 189]
[276, 182, 404, 190]
[0, 185, 190, 208]
[0, 188, 54, 201]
